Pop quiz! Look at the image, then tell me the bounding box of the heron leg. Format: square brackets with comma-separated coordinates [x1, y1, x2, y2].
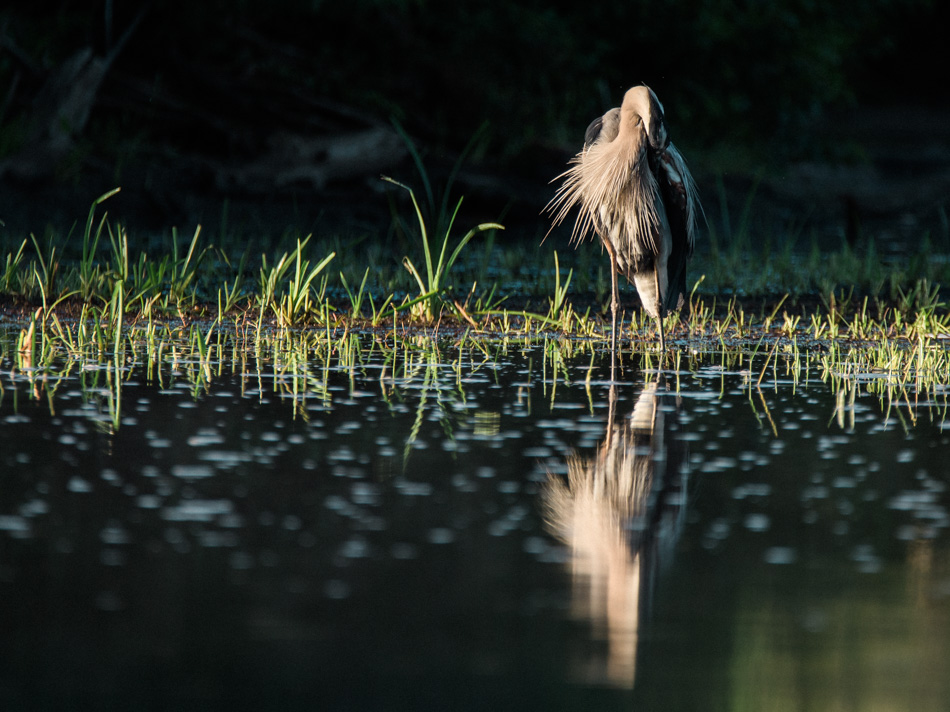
[603, 240, 620, 356]
[611, 267, 619, 356]
[654, 265, 666, 355]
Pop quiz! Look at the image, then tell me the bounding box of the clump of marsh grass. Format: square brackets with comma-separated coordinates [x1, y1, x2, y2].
[257, 235, 335, 328]
[383, 174, 502, 322]
[383, 121, 504, 323]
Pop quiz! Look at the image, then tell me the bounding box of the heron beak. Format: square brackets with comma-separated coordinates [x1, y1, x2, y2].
[643, 88, 669, 151]
[648, 117, 669, 151]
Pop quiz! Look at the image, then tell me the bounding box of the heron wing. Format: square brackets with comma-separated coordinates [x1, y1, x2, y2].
[584, 108, 620, 150]
[545, 107, 632, 247]
[584, 116, 605, 150]
[656, 143, 699, 253]
[656, 143, 701, 311]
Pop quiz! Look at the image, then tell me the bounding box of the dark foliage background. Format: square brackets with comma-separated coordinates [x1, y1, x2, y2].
[0, 0, 946, 238]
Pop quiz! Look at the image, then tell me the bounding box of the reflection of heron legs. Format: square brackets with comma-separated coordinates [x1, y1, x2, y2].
[605, 381, 618, 448]
[610, 343, 617, 384]
[653, 265, 666, 355]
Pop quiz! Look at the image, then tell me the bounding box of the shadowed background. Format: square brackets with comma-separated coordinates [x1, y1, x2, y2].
[0, 0, 947, 250]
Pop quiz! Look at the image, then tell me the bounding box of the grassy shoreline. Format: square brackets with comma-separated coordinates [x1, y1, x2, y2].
[1, 189, 948, 350]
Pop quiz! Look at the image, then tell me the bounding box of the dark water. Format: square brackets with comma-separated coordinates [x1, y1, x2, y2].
[2, 334, 950, 711]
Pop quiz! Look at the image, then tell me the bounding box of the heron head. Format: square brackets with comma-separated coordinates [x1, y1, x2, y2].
[621, 86, 669, 152]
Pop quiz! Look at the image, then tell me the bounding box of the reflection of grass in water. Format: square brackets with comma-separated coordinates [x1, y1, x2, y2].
[3, 320, 948, 443]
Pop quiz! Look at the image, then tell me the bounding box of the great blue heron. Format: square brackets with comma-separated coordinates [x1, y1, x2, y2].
[546, 85, 701, 353]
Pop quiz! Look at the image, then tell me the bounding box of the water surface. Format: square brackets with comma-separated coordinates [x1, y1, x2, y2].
[2, 331, 949, 710]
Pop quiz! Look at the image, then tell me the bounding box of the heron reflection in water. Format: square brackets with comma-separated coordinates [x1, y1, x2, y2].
[543, 376, 688, 687]
[546, 85, 701, 354]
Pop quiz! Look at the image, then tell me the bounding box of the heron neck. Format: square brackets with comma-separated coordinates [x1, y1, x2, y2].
[614, 117, 647, 160]
[617, 112, 647, 140]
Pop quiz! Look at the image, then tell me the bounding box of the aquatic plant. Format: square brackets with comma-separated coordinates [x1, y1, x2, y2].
[1, 239, 27, 295]
[167, 225, 209, 307]
[382, 175, 502, 322]
[545, 251, 573, 328]
[257, 235, 336, 327]
[217, 249, 250, 318]
[382, 121, 504, 323]
[79, 188, 121, 299]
